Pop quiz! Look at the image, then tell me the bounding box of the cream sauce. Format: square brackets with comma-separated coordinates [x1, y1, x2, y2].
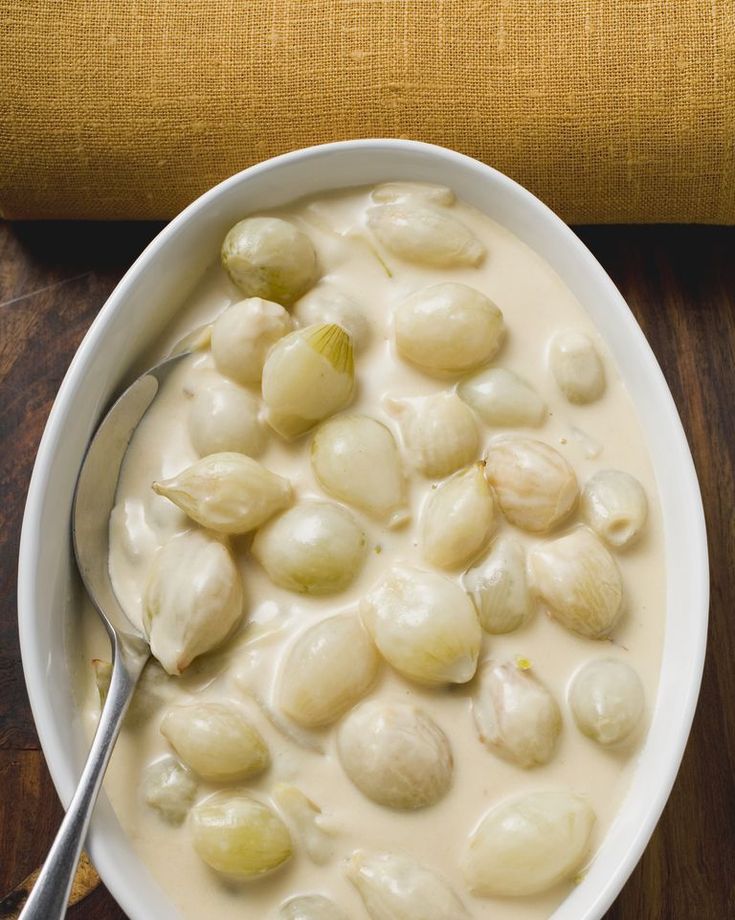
[76, 186, 665, 919]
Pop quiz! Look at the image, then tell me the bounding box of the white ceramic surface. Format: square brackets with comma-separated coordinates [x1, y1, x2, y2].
[17, 140, 708, 920]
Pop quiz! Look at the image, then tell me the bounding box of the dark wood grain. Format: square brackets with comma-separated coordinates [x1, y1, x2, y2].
[0, 851, 100, 919]
[0, 221, 733, 919]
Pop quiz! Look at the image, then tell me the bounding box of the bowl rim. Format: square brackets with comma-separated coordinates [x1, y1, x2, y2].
[17, 138, 709, 920]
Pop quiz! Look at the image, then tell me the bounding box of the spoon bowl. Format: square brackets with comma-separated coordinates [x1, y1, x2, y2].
[19, 351, 189, 920]
[72, 353, 187, 643]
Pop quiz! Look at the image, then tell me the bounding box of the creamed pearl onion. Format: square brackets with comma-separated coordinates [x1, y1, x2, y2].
[347, 850, 469, 919]
[141, 756, 197, 825]
[252, 501, 367, 595]
[360, 566, 481, 686]
[485, 437, 578, 533]
[421, 463, 495, 569]
[464, 537, 533, 634]
[462, 790, 595, 896]
[211, 297, 292, 386]
[367, 203, 486, 268]
[394, 283, 505, 375]
[311, 414, 406, 523]
[529, 526, 624, 639]
[337, 701, 453, 809]
[160, 703, 269, 781]
[221, 217, 318, 306]
[191, 791, 292, 879]
[278, 614, 379, 727]
[458, 367, 546, 428]
[472, 660, 561, 767]
[188, 374, 266, 458]
[371, 181, 456, 206]
[581, 469, 648, 548]
[152, 452, 292, 535]
[569, 658, 645, 745]
[143, 530, 243, 676]
[294, 288, 370, 351]
[262, 324, 355, 439]
[388, 392, 479, 479]
[278, 896, 348, 920]
[549, 330, 605, 404]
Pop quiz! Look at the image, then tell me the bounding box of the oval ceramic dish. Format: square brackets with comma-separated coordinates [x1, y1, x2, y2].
[18, 140, 708, 920]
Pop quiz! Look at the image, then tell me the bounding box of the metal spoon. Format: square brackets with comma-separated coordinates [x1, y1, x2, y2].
[20, 351, 189, 920]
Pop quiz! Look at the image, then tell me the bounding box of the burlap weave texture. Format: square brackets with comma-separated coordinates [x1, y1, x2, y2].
[1, 1, 733, 222]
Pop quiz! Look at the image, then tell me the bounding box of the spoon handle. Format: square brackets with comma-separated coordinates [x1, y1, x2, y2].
[19, 639, 148, 920]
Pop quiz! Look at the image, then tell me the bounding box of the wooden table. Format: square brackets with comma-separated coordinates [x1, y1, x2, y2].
[0, 221, 733, 918]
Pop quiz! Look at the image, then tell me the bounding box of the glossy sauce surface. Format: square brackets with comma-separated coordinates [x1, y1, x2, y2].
[76, 185, 665, 918]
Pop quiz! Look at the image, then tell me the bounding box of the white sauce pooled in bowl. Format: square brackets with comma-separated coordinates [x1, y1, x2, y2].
[77, 183, 665, 919]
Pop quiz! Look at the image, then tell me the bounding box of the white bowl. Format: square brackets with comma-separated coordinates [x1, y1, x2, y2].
[18, 140, 708, 919]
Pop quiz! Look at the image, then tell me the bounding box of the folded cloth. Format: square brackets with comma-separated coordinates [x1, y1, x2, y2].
[1, 1, 732, 222]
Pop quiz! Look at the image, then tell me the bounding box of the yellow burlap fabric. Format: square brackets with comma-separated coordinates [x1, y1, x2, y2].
[1, 1, 733, 222]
